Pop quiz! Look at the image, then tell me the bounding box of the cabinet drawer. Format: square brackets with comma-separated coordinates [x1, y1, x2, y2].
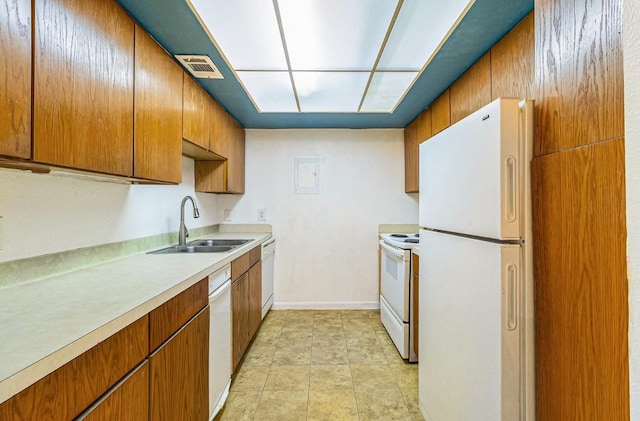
[149, 278, 208, 352]
[231, 245, 261, 281]
[0, 316, 148, 420]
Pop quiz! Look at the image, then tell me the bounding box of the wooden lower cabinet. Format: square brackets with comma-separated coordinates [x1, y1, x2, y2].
[78, 361, 149, 421]
[231, 247, 263, 371]
[150, 307, 209, 421]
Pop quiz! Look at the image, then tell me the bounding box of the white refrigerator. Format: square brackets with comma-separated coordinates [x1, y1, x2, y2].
[418, 98, 534, 420]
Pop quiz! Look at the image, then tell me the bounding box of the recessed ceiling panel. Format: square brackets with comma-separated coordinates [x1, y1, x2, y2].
[361, 72, 418, 112]
[294, 72, 369, 112]
[377, 0, 476, 70]
[189, 0, 287, 70]
[236, 71, 298, 112]
[278, 0, 399, 70]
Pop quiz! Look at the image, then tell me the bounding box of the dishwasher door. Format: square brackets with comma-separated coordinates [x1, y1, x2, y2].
[261, 239, 275, 319]
[208, 266, 231, 421]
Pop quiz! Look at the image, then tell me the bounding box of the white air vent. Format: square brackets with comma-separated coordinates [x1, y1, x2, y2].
[175, 55, 224, 79]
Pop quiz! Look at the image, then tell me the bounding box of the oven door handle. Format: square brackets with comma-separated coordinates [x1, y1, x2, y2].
[379, 240, 407, 259]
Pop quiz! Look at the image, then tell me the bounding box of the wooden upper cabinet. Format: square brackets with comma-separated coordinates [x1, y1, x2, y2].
[431, 89, 451, 135]
[227, 116, 246, 194]
[450, 52, 491, 124]
[134, 25, 183, 183]
[415, 108, 432, 143]
[0, 0, 31, 159]
[209, 98, 229, 159]
[404, 118, 419, 193]
[182, 74, 210, 150]
[491, 12, 534, 101]
[33, 0, 134, 176]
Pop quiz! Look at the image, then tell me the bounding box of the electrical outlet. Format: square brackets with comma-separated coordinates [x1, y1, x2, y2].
[224, 209, 232, 221]
[257, 208, 266, 221]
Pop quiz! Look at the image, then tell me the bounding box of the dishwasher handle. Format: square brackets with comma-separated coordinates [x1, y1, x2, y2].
[209, 279, 231, 302]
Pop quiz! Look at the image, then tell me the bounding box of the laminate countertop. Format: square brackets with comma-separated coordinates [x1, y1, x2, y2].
[0, 232, 272, 404]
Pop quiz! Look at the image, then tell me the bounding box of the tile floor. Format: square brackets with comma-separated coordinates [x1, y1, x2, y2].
[215, 309, 424, 421]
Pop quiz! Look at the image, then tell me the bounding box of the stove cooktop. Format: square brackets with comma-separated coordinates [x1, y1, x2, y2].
[380, 233, 420, 249]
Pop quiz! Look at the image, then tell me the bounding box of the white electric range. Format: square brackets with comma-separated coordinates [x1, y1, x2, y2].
[379, 233, 419, 362]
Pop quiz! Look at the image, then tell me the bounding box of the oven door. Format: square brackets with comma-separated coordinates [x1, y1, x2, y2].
[379, 239, 410, 321]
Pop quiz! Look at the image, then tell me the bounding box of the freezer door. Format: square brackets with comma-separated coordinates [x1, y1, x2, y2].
[418, 230, 523, 421]
[419, 98, 527, 240]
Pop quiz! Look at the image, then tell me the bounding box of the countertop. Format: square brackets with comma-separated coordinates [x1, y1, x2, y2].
[0, 232, 271, 404]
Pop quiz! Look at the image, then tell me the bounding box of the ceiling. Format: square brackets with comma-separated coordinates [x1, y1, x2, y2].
[115, 0, 533, 129]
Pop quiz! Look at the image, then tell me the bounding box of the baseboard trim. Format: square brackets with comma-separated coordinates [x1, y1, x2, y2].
[272, 301, 380, 310]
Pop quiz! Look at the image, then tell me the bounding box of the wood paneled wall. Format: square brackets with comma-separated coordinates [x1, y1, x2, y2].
[532, 0, 628, 418]
[450, 53, 492, 124]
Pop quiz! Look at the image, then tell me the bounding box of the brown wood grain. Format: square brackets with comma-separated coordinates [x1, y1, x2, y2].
[227, 116, 246, 193]
[404, 118, 419, 193]
[534, 0, 623, 156]
[450, 52, 492, 124]
[210, 99, 229, 159]
[415, 108, 432, 143]
[232, 272, 250, 371]
[491, 12, 534, 100]
[182, 73, 210, 150]
[532, 137, 628, 420]
[148, 278, 208, 352]
[79, 361, 149, 421]
[250, 245, 262, 267]
[133, 25, 183, 183]
[430, 89, 450, 135]
[0, 316, 148, 420]
[248, 261, 263, 339]
[33, 0, 134, 176]
[194, 160, 226, 192]
[149, 307, 209, 421]
[231, 250, 252, 281]
[0, 0, 31, 159]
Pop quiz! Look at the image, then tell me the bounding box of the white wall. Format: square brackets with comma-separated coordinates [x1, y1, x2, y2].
[624, 0, 640, 417]
[0, 157, 219, 262]
[216, 129, 418, 308]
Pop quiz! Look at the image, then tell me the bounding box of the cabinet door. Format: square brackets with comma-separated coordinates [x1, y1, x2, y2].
[404, 118, 419, 193]
[78, 361, 149, 421]
[150, 307, 209, 421]
[134, 25, 183, 183]
[183, 74, 210, 150]
[0, 0, 31, 159]
[232, 273, 250, 371]
[248, 261, 262, 338]
[209, 98, 229, 158]
[226, 117, 245, 194]
[34, 0, 134, 176]
[431, 89, 450, 135]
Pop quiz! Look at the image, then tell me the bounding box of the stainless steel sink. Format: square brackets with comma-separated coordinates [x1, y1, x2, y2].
[187, 239, 251, 247]
[148, 239, 253, 254]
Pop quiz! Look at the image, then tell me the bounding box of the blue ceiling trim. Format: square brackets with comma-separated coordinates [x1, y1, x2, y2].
[116, 0, 533, 129]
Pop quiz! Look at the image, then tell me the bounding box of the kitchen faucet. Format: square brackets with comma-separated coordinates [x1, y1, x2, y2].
[179, 195, 200, 246]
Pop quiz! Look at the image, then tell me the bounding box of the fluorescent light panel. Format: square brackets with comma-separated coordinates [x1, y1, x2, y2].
[189, 0, 475, 113]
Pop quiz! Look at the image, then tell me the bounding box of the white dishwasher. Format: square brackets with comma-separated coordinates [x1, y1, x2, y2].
[208, 264, 232, 421]
[261, 238, 275, 319]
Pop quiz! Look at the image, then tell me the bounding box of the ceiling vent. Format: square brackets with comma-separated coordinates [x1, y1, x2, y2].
[175, 55, 224, 79]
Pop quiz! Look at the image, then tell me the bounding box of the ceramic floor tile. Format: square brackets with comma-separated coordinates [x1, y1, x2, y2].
[286, 310, 316, 320]
[254, 390, 309, 421]
[264, 310, 288, 321]
[376, 330, 396, 347]
[311, 345, 350, 365]
[392, 364, 419, 388]
[400, 388, 425, 421]
[281, 319, 314, 333]
[314, 319, 345, 330]
[314, 310, 343, 320]
[259, 316, 285, 330]
[312, 332, 346, 347]
[343, 318, 374, 330]
[231, 366, 269, 392]
[252, 329, 281, 347]
[242, 345, 276, 367]
[272, 345, 311, 365]
[309, 364, 353, 390]
[341, 309, 371, 319]
[307, 389, 359, 421]
[348, 345, 389, 365]
[355, 388, 412, 421]
[382, 345, 407, 365]
[216, 391, 261, 421]
[278, 330, 313, 348]
[366, 309, 381, 319]
[345, 335, 381, 348]
[263, 365, 310, 391]
[350, 364, 397, 390]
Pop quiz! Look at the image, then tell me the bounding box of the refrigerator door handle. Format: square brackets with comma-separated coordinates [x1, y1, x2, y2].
[505, 156, 517, 223]
[506, 264, 518, 331]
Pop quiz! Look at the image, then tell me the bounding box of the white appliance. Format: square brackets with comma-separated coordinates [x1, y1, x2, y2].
[418, 98, 534, 420]
[379, 233, 419, 362]
[261, 238, 275, 319]
[208, 265, 232, 421]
